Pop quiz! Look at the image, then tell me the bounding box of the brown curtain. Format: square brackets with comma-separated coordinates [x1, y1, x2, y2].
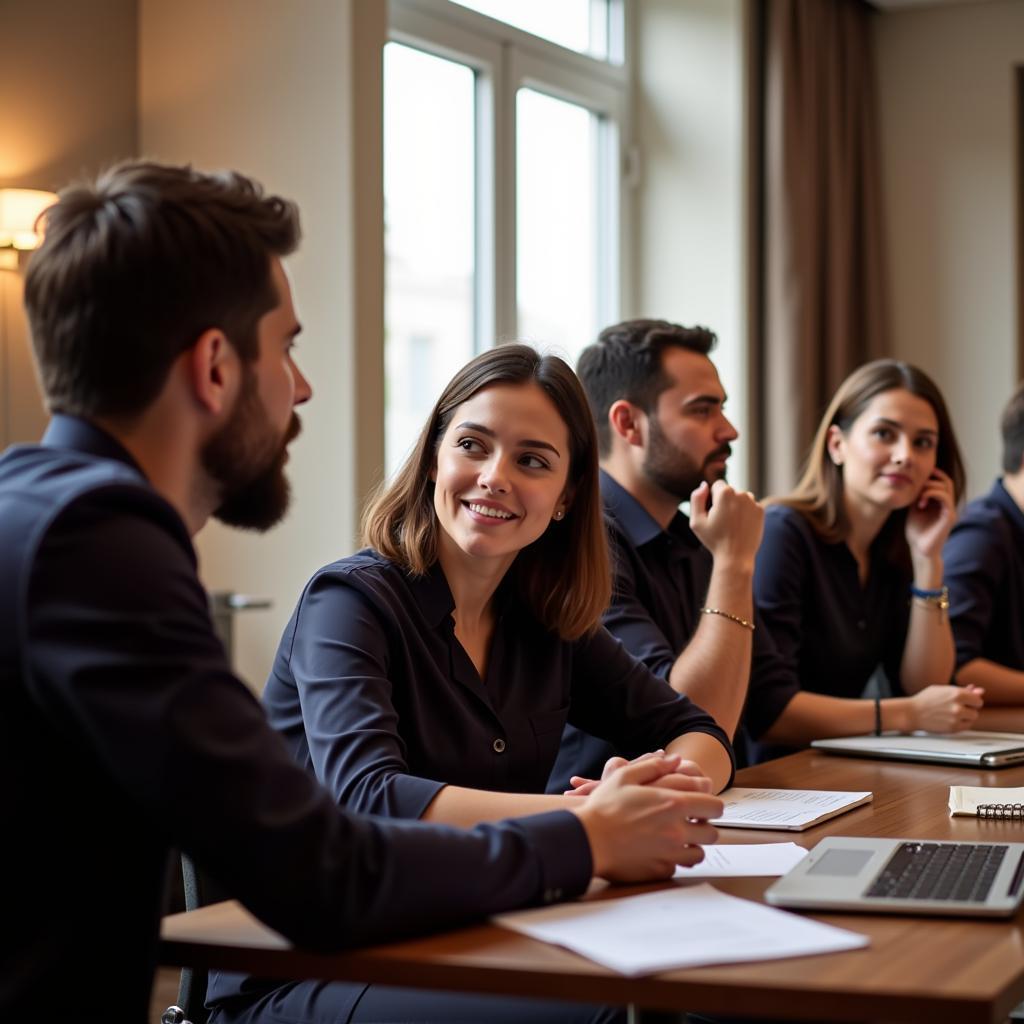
[753, 0, 889, 497]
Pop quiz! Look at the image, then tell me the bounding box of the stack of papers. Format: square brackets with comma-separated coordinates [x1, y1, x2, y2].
[494, 883, 868, 976]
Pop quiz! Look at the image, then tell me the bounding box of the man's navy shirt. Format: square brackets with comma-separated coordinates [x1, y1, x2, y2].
[945, 479, 1024, 672]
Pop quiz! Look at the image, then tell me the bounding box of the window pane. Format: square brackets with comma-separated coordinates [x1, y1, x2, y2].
[384, 43, 476, 478]
[452, 0, 608, 60]
[516, 88, 600, 368]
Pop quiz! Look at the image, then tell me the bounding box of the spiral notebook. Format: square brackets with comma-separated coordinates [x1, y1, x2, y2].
[949, 786, 1024, 819]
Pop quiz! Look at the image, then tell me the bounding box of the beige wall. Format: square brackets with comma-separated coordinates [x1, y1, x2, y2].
[0, 0, 138, 446]
[875, 0, 1024, 498]
[632, 0, 750, 488]
[140, 0, 385, 689]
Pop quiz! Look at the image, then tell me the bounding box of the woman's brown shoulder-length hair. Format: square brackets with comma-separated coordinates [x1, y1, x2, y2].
[362, 344, 611, 641]
[768, 359, 966, 545]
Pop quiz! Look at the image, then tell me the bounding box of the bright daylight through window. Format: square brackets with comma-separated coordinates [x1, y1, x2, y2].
[384, 0, 625, 477]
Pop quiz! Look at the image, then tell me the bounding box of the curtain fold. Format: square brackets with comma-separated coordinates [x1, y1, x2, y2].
[756, 0, 889, 497]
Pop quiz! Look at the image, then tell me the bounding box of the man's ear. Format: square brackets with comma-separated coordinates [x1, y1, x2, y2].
[608, 399, 645, 448]
[187, 328, 237, 415]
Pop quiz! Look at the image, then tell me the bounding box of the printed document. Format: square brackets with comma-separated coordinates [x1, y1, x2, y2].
[494, 883, 869, 976]
[713, 788, 872, 830]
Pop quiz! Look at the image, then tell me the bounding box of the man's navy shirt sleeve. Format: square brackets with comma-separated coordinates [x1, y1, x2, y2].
[601, 522, 679, 680]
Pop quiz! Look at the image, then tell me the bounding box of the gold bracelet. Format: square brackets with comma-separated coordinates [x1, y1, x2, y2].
[700, 606, 755, 632]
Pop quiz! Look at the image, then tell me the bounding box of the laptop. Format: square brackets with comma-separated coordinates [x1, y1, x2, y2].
[811, 731, 1024, 769]
[765, 836, 1024, 917]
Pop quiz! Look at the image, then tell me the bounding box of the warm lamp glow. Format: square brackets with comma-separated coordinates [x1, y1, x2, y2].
[0, 188, 57, 251]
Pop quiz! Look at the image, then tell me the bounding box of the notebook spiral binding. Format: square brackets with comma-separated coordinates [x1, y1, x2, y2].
[978, 803, 1024, 820]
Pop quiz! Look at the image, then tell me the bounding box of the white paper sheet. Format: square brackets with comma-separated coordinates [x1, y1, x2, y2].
[493, 883, 868, 976]
[673, 842, 807, 878]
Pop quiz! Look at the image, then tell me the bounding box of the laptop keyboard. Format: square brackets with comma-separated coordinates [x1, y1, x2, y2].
[866, 842, 1008, 902]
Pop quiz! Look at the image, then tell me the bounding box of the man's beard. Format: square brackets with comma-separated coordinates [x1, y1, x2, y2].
[201, 370, 301, 531]
[642, 415, 731, 503]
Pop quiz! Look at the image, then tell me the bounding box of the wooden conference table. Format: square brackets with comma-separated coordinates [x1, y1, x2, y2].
[160, 749, 1024, 1023]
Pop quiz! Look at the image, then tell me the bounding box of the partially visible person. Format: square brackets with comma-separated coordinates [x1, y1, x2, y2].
[208, 344, 733, 1024]
[0, 162, 722, 1023]
[549, 318, 795, 789]
[753, 359, 983, 757]
[945, 382, 1024, 716]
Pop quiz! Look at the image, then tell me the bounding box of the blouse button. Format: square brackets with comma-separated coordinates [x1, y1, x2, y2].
[492, 738, 507, 754]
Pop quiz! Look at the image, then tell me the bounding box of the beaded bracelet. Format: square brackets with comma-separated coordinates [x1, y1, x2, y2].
[700, 607, 755, 632]
[909, 584, 949, 612]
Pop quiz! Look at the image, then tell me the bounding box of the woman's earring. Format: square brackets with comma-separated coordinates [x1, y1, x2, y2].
[553, 509, 565, 521]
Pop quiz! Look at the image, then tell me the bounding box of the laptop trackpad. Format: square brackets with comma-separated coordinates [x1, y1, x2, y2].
[808, 849, 874, 876]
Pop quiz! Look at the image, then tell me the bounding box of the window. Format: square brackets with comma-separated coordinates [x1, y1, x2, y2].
[383, 0, 629, 476]
[516, 88, 600, 365]
[383, 42, 476, 471]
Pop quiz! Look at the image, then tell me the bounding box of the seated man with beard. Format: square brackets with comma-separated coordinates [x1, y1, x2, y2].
[549, 320, 797, 789]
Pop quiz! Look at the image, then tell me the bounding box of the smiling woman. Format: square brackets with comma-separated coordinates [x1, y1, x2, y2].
[205, 343, 736, 1024]
[367, 343, 610, 639]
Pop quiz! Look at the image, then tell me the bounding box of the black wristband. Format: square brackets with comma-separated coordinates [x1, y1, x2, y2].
[874, 695, 882, 736]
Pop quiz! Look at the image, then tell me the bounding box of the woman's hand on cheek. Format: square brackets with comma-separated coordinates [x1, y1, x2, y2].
[905, 467, 957, 563]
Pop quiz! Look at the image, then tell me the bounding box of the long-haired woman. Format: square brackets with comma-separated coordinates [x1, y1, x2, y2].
[752, 359, 983, 757]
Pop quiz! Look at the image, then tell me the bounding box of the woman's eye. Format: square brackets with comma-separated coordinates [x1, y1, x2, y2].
[520, 454, 549, 470]
[872, 427, 893, 441]
[457, 438, 483, 452]
[915, 436, 936, 450]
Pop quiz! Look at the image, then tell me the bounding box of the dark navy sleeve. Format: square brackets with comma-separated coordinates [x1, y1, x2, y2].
[944, 504, 1009, 669]
[282, 570, 446, 818]
[742, 614, 800, 739]
[24, 491, 592, 950]
[601, 527, 676, 680]
[753, 506, 808, 680]
[567, 627, 735, 783]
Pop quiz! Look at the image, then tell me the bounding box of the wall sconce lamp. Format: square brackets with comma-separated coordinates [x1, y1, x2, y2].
[0, 188, 58, 270]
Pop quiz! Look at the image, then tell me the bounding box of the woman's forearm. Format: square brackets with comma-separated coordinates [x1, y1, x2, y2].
[420, 785, 573, 827]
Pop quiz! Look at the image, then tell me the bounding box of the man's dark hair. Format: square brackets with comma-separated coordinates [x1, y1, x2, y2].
[576, 319, 717, 457]
[24, 160, 300, 419]
[1001, 382, 1024, 474]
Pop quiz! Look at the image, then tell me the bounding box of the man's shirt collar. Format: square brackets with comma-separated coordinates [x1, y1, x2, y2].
[599, 468, 698, 550]
[42, 414, 146, 477]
